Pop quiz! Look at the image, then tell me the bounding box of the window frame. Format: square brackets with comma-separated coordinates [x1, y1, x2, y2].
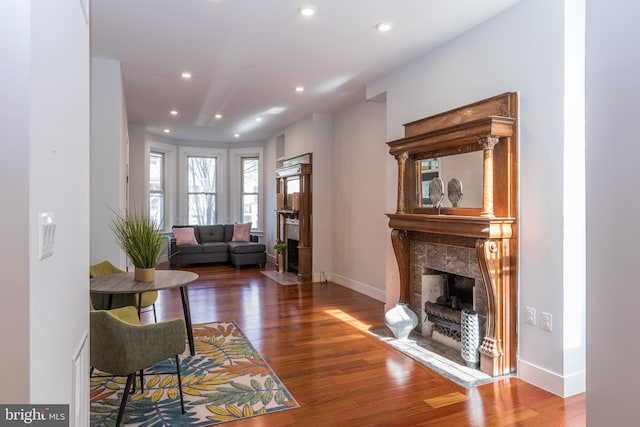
[186, 155, 218, 225]
[148, 151, 166, 228]
[178, 147, 227, 225]
[241, 156, 259, 227]
[147, 140, 177, 232]
[230, 147, 263, 232]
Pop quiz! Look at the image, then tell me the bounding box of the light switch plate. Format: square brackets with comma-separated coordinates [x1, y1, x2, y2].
[39, 212, 56, 260]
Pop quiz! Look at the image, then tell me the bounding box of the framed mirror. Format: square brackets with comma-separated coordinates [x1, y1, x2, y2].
[417, 151, 483, 210]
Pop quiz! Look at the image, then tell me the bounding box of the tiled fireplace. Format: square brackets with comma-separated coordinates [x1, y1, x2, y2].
[414, 241, 487, 351]
[386, 93, 519, 377]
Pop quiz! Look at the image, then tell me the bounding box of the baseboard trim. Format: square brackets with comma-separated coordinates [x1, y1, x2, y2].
[267, 253, 277, 265]
[517, 359, 585, 397]
[328, 272, 386, 303]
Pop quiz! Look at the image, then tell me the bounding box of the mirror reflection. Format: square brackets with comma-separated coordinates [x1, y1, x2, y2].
[419, 151, 483, 208]
[286, 177, 299, 194]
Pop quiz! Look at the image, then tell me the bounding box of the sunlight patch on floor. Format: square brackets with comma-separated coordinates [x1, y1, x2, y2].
[325, 309, 371, 331]
[425, 391, 467, 408]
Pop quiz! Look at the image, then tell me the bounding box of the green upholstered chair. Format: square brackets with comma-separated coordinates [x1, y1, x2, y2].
[89, 260, 158, 321]
[90, 306, 186, 426]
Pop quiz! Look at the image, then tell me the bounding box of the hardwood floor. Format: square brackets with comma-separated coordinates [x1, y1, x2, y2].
[149, 262, 585, 426]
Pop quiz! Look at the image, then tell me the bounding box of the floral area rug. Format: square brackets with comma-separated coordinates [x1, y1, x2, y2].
[90, 321, 299, 426]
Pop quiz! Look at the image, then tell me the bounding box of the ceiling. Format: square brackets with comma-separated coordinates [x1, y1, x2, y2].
[90, 0, 521, 143]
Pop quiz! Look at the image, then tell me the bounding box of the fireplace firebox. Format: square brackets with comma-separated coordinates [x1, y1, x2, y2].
[424, 273, 476, 333]
[287, 238, 299, 274]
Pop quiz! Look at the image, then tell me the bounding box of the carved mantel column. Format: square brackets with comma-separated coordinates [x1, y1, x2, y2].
[476, 238, 507, 377]
[395, 152, 409, 214]
[479, 136, 500, 218]
[390, 229, 411, 304]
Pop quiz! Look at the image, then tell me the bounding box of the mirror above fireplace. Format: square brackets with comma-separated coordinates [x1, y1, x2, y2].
[418, 152, 483, 209]
[388, 92, 517, 218]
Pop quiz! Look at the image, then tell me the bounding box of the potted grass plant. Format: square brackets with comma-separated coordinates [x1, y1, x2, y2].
[273, 242, 287, 273]
[111, 210, 164, 282]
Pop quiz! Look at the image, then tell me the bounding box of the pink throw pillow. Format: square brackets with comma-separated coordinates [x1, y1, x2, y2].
[232, 222, 252, 242]
[173, 227, 198, 245]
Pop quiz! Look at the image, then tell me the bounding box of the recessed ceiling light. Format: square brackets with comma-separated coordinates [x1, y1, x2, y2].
[163, 129, 171, 133]
[214, 113, 222, 119]
[295, 86, 305, 92]
[299, 6, 315, 17]
[181, 72, 192, 79]
[376, 22, 392, 32]
[263, 107, 286, 114]
[256, 117, 263, 122]
[234, 133, 240, 138]
[170, 110, 178, 116]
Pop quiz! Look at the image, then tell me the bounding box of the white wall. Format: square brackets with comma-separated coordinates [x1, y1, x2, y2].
[90, 58, 128, 267]
[0, 0, 32, 403]
[562, 0, 586, 397]
[586, 0, 640, 424]
[128, 123, 147, 212]
[264, 135, 278, 263]
[310, 114, 333, 277]
[330, 100, 388, 301]
[284, 116, 314, 157]
[1, 0, 90, 421]
[366, 0, 584, 396]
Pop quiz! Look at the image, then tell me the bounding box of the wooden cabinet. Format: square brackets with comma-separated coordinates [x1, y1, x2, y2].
[275, 153, 312, 282]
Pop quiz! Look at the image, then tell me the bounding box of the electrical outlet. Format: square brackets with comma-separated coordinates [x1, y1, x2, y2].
[525, 307, 536, 326]
[541, 312, 553, 331]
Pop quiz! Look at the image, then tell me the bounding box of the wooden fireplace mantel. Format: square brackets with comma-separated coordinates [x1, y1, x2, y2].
[386, 93, 518, 377]
[387, 213, 515, 240]
[275, 153, 312, 283]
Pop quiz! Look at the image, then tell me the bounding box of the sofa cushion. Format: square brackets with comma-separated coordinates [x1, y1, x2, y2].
[232, 222, 252, 242]
[174, 244, 203, 255]
[223, 224, 234, 242]
[199, 225, 225, 242]
[172, 225, 200, 243]
[202, 242, 229, 254]
[172, 227, 198, 245]
[228, 241, 266, 254]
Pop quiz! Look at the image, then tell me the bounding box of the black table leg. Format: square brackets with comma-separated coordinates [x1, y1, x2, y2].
[180, 286, 195, 356]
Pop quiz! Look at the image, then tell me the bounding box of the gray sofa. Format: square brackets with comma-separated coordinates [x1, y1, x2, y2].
[168, 224, 266, 268]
